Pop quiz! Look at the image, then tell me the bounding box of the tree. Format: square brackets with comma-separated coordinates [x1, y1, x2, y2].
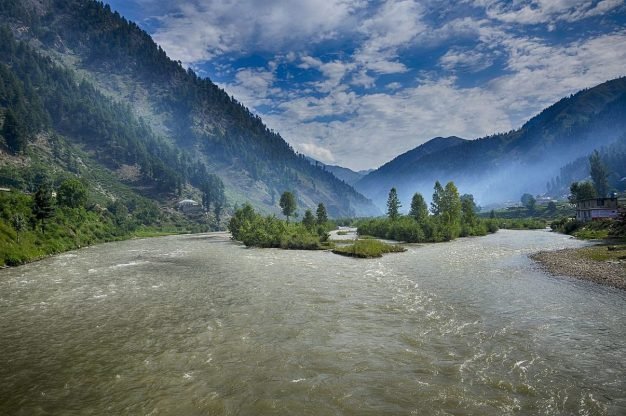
[489, 209, 496, 219]
[460, 194, 478, 226]
[547, 201, 557, 214]
[302, 209, 316, 231]
[431, 181, 443, 216]
[2, 108, 27, 154]
[57, 178, 88, 208]
[589, 150, 609, 197]
[279, 191, 296, 222]
[386, 187, 401, 220]
[11, 213, 26, 243]
[569, 181, 596, 203]
[33, 182, 54, 233]
[521, 193, 536, 212]
[214, 200, 223, 226]
[316, 202, 328, 225]
[408, 192, 428, 222]
[440, 182, 461, 225]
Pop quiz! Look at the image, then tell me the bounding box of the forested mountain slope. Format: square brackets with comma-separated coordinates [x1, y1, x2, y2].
[0, 0, 378, 217]
[356, 77, 626, 209]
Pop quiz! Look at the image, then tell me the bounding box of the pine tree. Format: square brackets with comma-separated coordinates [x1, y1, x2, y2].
[386, 187, 401, 220]
[408, 192, 428, 222]
[431, 181, 443, 216]
[316, 202, 328, 225]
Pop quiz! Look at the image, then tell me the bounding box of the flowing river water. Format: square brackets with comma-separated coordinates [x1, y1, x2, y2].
[0, 230, 624, 415]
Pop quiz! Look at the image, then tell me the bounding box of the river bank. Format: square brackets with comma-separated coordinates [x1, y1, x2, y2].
[531, 244, 626, 290]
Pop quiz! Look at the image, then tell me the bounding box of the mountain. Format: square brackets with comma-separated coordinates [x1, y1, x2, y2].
[355, 77, 626, 209]
[355, 136, 465, 202]
[305, 157, 372, 186]
[0, 0, 378, 218]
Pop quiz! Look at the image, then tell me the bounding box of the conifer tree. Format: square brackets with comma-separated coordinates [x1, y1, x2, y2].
[408, 192, 428, 222]
[431, 181, 443, 216]
[387, 187, 401, 220]
[316, 203, 328, 225]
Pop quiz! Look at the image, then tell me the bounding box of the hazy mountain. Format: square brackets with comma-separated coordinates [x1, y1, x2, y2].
[355, 136, 466, 201]
[305, 157, 372, 186]
[0, 0, 378, 218]
[355, 77, 626, 210]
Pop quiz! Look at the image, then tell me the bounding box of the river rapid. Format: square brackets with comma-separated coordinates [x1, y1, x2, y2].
[0, 230, 624, 415]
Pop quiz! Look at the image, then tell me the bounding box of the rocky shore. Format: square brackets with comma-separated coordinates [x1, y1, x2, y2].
[531, 246, 626, 290]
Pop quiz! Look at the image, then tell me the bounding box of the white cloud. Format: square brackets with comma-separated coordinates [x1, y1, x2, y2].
[439, 47, 495, 72]
[150, 0, 367, 64]
[476, 0, 624, 25]
[298, 142, 336, 163]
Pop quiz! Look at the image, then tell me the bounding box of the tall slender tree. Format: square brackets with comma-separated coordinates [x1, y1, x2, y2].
[431, 181, 443, 216]
[387, 187, 401, 220]
[316, 202, 328, 225]
[589, 150, 609, 197]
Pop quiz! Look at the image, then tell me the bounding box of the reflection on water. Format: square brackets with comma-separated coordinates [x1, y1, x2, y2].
[0, 230, 624, 415]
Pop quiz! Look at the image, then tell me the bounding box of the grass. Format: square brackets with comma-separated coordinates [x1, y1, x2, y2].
[332, 239, 407, 258]
[580, 244, 626, 262]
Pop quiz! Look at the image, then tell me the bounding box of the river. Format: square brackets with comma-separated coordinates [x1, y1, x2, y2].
[0, 230, 624, 415]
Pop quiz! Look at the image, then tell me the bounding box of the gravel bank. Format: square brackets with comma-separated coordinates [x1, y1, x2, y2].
[531, 247, 626, 290]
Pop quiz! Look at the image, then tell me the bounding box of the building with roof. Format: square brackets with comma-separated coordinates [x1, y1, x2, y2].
[177, 199, 202, 214]
[575, 197, 619, 222]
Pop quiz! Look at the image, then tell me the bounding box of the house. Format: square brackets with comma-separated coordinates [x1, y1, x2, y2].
[177, 199, 202, 214]
[575, 197, 619, 222]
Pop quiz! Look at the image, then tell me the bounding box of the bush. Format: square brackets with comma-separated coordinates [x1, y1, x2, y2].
[332, 239, 406, 258]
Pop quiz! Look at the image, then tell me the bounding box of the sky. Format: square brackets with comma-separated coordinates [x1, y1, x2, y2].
[104, 0, 626, 171]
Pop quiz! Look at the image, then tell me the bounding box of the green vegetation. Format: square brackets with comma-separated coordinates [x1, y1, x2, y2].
[228, 203, 333, 250]
[332, 239, 406, 258]
[550, 218, 623, 240]
[357, 183, 498, 243]
[481, 200, 574, 220]
[279, 191, 297, 222]
[0, 188, 201, 267]
[583, 244, 626, 262]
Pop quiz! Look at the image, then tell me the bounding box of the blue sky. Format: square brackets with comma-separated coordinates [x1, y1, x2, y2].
[105, 0, 626, 170]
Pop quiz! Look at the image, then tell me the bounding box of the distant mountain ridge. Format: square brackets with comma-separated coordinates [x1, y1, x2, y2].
[355, 77, 626, 209]
[356, 136, 465, 191]
[305, 157, 373, 186]
[0, 0, 379, 217]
